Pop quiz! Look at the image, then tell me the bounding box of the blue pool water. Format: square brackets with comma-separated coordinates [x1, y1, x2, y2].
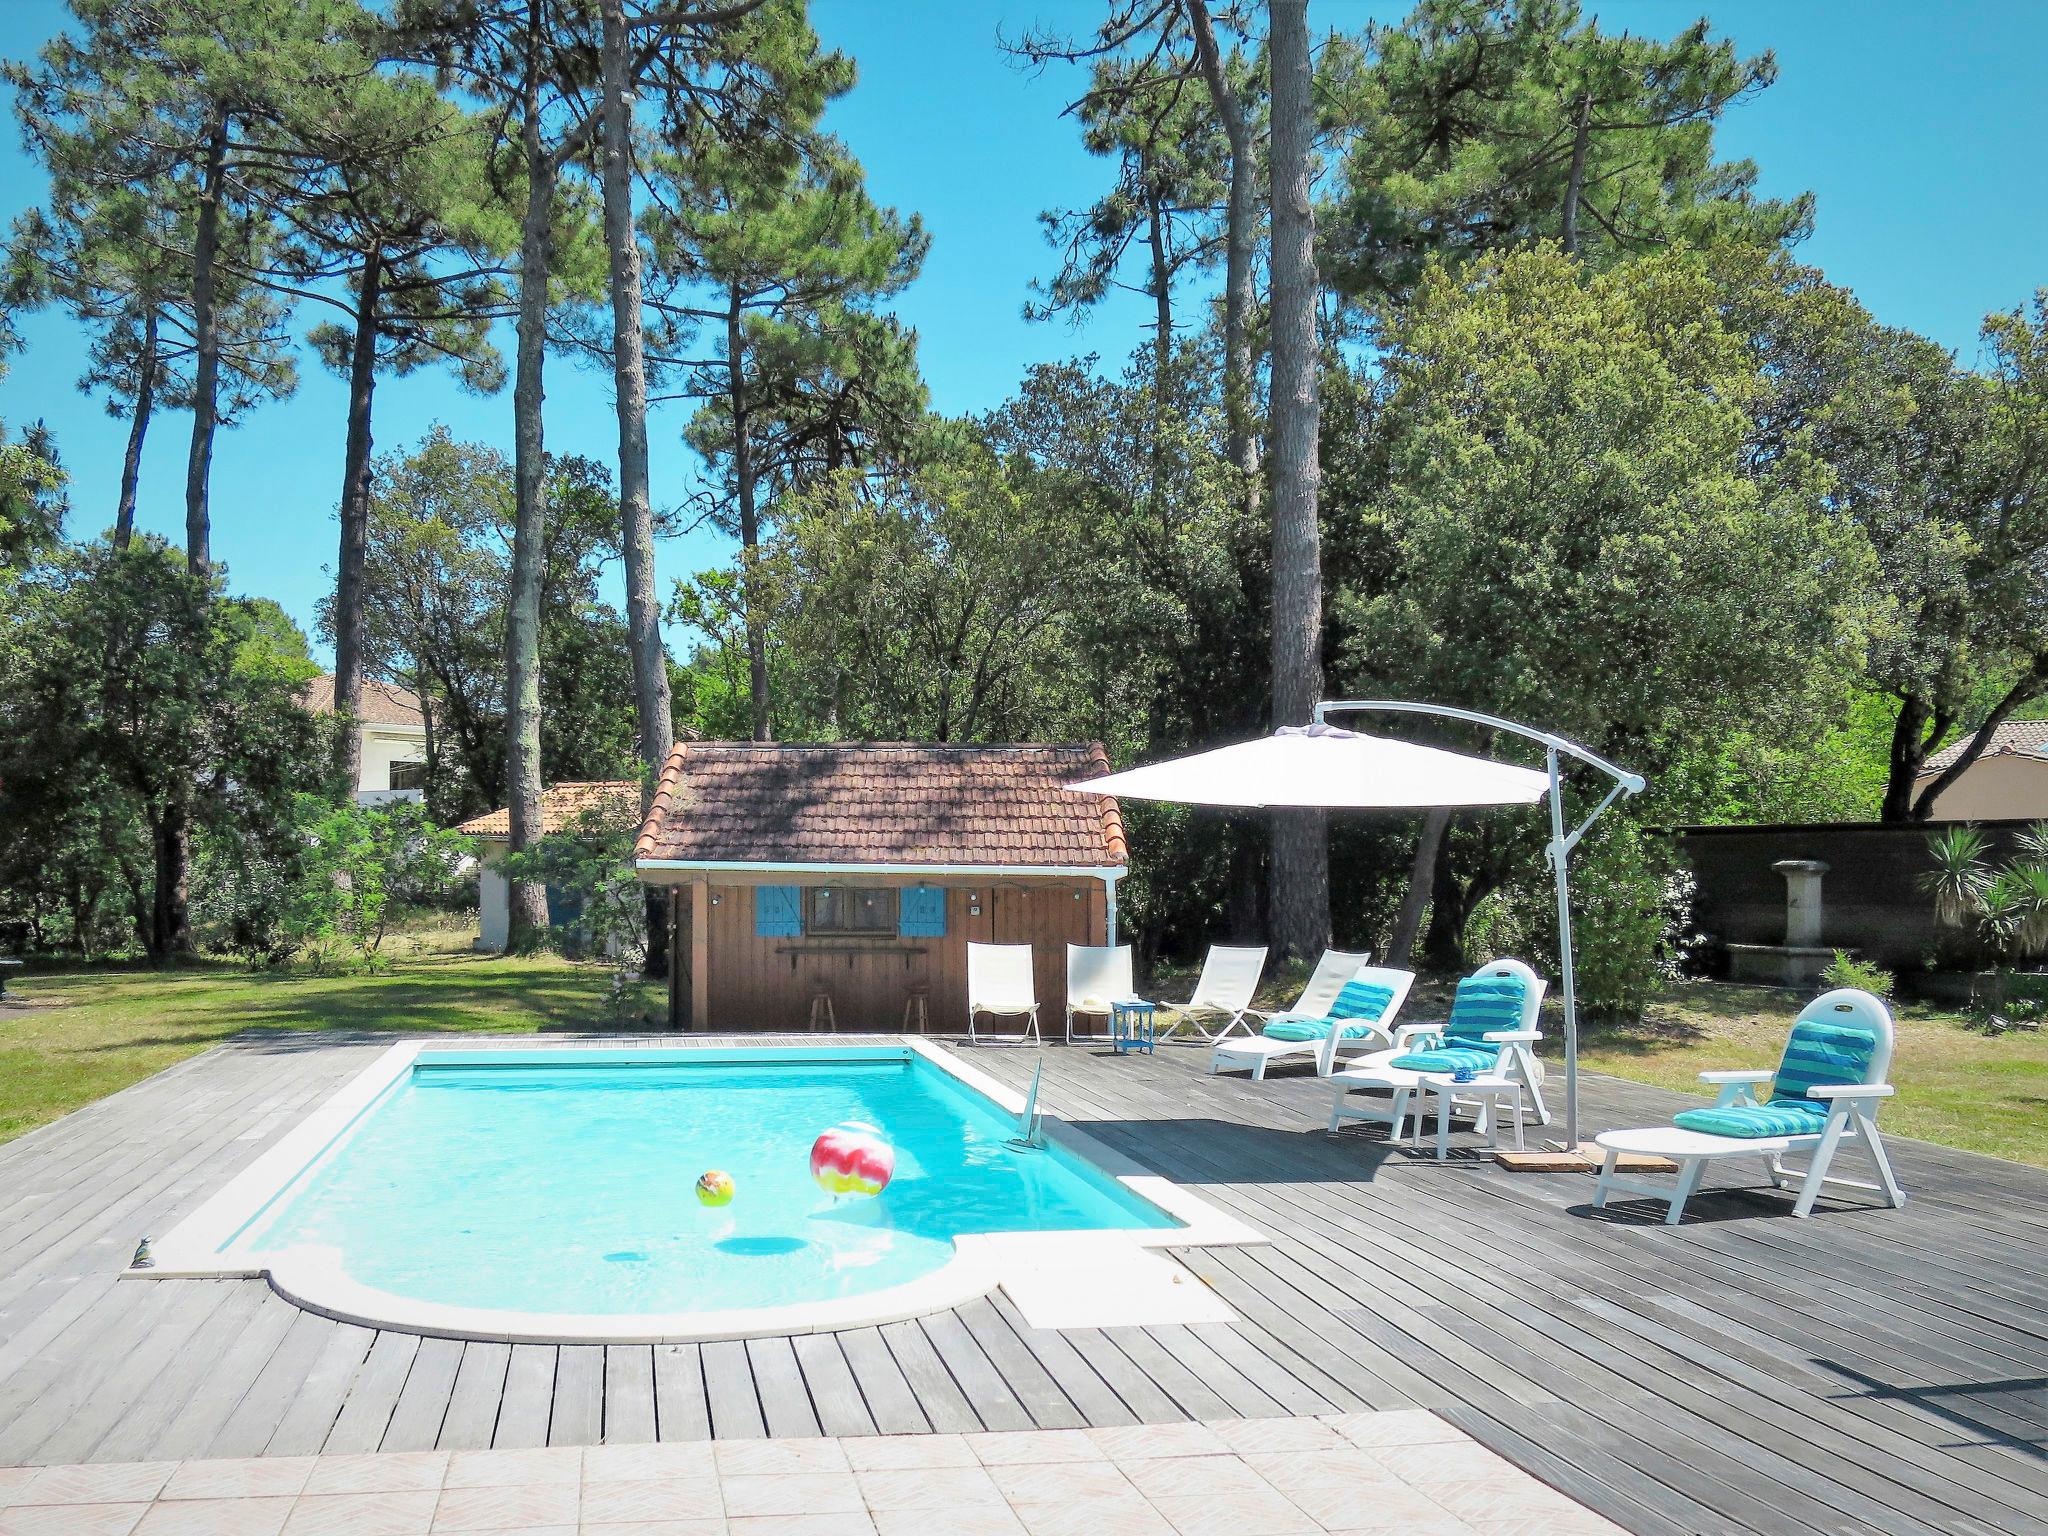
[237, 1050, 1176, 1316]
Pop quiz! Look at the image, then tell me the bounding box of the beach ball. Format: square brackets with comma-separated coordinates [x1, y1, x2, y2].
[695, 1169, 735, 1208]
[810, 1122, 895, 1199]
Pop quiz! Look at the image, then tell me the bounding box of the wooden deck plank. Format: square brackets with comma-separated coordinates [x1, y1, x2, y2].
[653, 1344, 711, 1441]
[745, 1334, 822, 1439]
[603, 1346, 657, 1445]
[437, 1342, 511, 1451]
[917, 1312, 1033, 1431]
[878, 1319, 980, 1432]
[380, 1335, 464, 1452]
[549, 1344, 605, 1446]
[492, 1346, 557, 1449]
[791, 1332, 877, 1439]
[701, 1338, 766, 1439]
[321, 1329, 419, 1455]
[834, 1327, 931, 1436]
[263, 1322, 375, 1457]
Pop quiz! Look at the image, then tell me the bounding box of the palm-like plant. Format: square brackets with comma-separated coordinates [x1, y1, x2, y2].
[1924, 825, 1993, 930]
[1992, 863, 2048, 960]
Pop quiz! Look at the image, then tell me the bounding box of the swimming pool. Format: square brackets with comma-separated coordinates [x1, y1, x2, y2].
[145, 1039, 1259, 1341]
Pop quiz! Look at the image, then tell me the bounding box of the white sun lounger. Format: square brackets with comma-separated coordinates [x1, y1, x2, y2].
[968, 942, 1042, 1044]
[1210, 954, 1414, 1080]
[1593, 988, 1905, 1223]
[1157, 944, 1267, 1042]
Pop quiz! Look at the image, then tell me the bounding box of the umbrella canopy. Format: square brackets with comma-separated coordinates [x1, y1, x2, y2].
[1068, 723, 1549, 810]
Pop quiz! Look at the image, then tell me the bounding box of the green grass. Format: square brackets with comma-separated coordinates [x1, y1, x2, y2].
[1221, 961, 2048, 1169]
[0, 919, 661, 1146]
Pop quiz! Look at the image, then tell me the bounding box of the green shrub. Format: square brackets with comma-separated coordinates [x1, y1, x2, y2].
[1821, 949, 1895, 998]
[1537, 820, 1699, 1022]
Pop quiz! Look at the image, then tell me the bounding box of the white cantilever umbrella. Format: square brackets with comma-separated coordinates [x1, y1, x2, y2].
[1067, 701, 1645, 1154]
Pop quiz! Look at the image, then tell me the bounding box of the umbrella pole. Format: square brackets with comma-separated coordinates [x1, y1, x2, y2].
[1546, 746, 1580, 1153]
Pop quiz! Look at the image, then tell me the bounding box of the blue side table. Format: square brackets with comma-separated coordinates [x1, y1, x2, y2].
[1110, 999, 1157, 1055]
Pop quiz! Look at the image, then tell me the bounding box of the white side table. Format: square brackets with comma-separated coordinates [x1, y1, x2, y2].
[1419, 1074, 1525, 1160]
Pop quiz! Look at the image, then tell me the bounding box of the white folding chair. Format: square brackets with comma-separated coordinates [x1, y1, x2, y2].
[1159, 944, 1267, 1042]
[967, 942, 1041, 1044]
[1064, 943, 1137, 1042]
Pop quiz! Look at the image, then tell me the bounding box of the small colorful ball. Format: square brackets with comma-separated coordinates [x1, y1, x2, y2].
[810, 1122, 895, 1199]
[695, 1169, 735, 1207]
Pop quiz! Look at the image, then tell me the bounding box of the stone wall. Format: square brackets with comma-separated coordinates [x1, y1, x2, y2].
[1669, 819, 2047, 976]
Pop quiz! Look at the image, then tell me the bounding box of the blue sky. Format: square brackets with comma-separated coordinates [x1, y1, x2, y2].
[1, 0, 2043, 665]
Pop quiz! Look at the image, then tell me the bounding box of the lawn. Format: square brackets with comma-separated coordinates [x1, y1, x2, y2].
[0, 919, 661, 1146]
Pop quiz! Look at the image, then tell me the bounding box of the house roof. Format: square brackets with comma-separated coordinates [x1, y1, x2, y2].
[1922, 721, 2048, 773]
[455, 781, 640, 840]
[301, 674, 425, 729]
[634, 742, 1128, 869]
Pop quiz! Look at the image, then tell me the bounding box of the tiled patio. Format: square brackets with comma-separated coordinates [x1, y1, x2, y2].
[0, 1413, 1623, 1536]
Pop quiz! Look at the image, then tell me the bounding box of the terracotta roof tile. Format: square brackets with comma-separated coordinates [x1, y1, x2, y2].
[633, 743, 1126, 868]
[1923, 721, 2048, 772]
[456, 780, 641, 839]
[300, 674, 426, 728]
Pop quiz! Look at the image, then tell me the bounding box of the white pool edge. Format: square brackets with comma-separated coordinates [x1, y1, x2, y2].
[137, 1036, 1266, 1343]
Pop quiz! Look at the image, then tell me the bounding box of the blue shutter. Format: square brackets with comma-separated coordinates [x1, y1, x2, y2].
[755, 885, 802, 938]
[899, 885, 946, 938]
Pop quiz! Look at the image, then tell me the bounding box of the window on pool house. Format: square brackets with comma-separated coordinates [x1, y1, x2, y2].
[806, 886, 897, 936]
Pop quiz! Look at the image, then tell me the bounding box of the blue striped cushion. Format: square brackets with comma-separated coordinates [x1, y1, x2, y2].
[1389, 1046, 1499, 1075]
[1674, 1101, 1829, 1139]
[1444, 975, 1527, 1049]
[1261, 980, 1397, 1042]
[1773, 1019, 1877, 1104]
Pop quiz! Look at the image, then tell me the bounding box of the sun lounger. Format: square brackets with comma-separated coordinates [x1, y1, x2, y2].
[1210, 954, 1413, 1079]
[1592, 988, 1905, 1223]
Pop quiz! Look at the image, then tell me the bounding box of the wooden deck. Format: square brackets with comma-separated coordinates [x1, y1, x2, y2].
[1, 1030, 2044, 1536]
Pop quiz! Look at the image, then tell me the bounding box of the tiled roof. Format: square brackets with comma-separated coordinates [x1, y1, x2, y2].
[301, 674, 425, 729]
[1922, 720, 2048, 772]
[456, 781, 641, 839]
[634, 743, 1127, 868]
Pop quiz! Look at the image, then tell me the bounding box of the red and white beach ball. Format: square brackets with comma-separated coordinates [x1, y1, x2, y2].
[810, 1122, 895, 1199]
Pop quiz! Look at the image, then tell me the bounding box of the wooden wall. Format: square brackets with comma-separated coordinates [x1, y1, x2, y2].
[666, 876, 1107, 1033]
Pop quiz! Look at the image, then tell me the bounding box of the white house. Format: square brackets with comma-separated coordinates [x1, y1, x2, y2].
[455, 781, 640, 950]
[301, 674, 430, 805]
[1915, 720, 2048, 821]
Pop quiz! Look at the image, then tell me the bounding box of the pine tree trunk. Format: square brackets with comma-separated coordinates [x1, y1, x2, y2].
[333, 249, 382, 795]
[503, 35, 554, 948]
[114, 309, 157, 548]
[417, 671, 439, 821]
[152, 797, 193, 961]
[1560, 89, 1592, 256]
[1146, 186, 1172, 519]
[599, 0, 677, 981]
[727, 293, 772, 742]
[599, 0, 675, 785]
[184, 114, 229, 577]
[1386, 808, 1448, 965]
[1265, 0, 1328, 962]
[1185, 0, 1261, 523]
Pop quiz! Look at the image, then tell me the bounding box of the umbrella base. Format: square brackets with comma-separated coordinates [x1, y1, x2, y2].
[1494, 1144, 1676, 1174]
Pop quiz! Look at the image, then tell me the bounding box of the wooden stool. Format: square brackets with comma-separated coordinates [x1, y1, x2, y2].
[808, 992, 836, 1032]
[902, 988, 930, 1035]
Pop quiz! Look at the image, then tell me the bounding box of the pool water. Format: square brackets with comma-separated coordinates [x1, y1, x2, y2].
[235, 1051, 1177, 1316]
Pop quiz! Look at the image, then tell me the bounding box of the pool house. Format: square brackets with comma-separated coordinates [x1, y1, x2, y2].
[634, 741, 1129, 1032]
